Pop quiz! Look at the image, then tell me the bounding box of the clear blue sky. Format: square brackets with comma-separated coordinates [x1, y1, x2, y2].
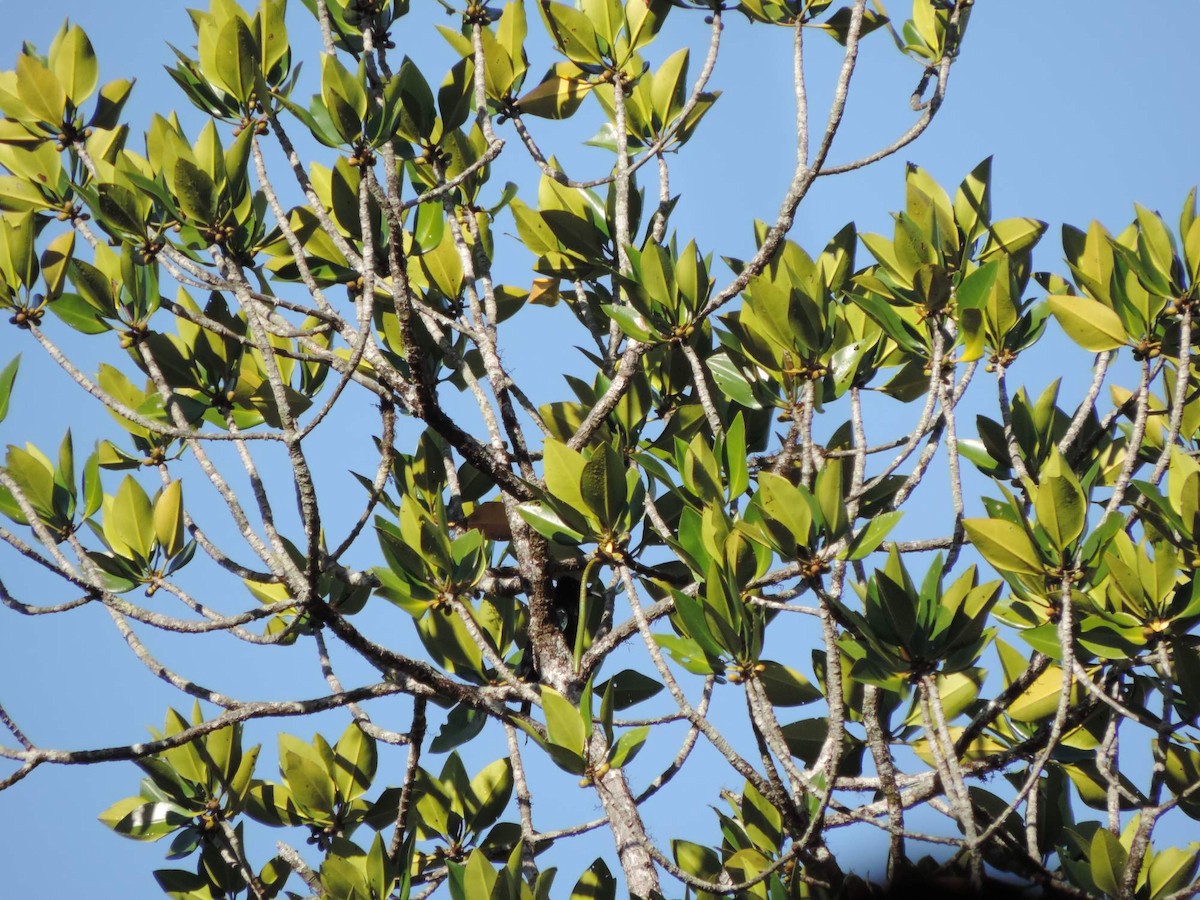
[0, 1, 1197, 896]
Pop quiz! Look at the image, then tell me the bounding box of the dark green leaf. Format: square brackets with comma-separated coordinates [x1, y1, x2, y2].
[757, 660, 822, 707]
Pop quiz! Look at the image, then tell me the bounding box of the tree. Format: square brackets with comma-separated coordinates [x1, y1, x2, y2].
[0, 0, 1198, 897]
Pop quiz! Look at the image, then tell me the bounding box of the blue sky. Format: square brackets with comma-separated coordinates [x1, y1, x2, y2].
[0, 1, 1197, 896]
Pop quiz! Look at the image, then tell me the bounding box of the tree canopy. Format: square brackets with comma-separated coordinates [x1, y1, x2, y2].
[1, 1, 1199, 898]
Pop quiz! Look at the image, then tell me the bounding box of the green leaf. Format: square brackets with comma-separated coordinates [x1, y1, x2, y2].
[69, 258, 117, 314]
[96, 182, 146, 237]
[540, 3, 604, 65]
[707, 352, 760, 408]
[81, 450, 102, 520]
[1089, 827, 1127, 897]
[153, 480, 185, 558]
[653, 633, 721, 674]
[420, 226, 464, 298]
[1035, 452, 1086, 551]
[322, 852, 372, 900]
[626, 0, 670, 49]
[214, 16, 258, 103]
[672, 839, 722, 881]
[597, 669, 663, 711]
[979, 217, 1047, 261]
[741, 780, 783, 854]
[259, 0, 290, 79]
[541, 686, 587, 755]
[89, 77, 134, 129]
[466, 758, 513, 834]
[516, 502, 586, 544]
[579, 441, 625, 530]
[461, 848, 499, 900]
[516, 64, 592, 119]
[0, 356, 18, 424]
[98, 797, 190, 840]
[600, 303, 659, 342]
[929, 670, 984, 722]
[757, 661, 822, 707]
[0, 211, 37, 290]
[1147, 846, 1200, 900]
[542, 438, 589, 517]
[543, 742, 588, 776]
[814, 457, 849, 538]
[955, 259, 1000, 311]
[333, 722, 377, 803]
[15, 54, 66, 126]
[606, 725, 648, 769]
[173, 159, 218, 224]
[280, 746, 336, 823]
[842, 510, 903, 560]
[569, 858, 615, 900]
[963, 518, 1044, 577]
[105, 475, 155, 561]
[754, 472, 813, 550]
[1048, 295, 1127, 351]
[244, 780, 304, 827]
[47, 292, 111, 333]
[816, 7, 890, 45]
[152, 868, 208, 894]
[430, 703, 488, 753]
[49, 24, 99, 105]
[3, 445, 51, 523]
[996, 640, 1069, 722]
[416, 605, 484, 677]
[955, 157, 992, 244]
[39, 230, 75, 299]
[724, 847, 772, 896]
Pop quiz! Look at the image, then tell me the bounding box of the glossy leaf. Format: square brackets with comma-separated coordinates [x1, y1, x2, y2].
[1047, 295, 1127, 351]
[99, 797, 190, 840]
[105, 476, 155, 562]
[597, 669, 663, 711]
[49, 23, 99, 105]
[757, 661, 822, 707]
[153, 481, 185, 558]
[842, 510, 902, 560]
[963, 518, 1044, 576]
[542, 686, 587, 755]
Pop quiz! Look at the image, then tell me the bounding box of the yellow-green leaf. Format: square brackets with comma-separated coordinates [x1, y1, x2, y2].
[98, 797, 190, 841]
[15, 54, 66, 126]
[39, 230, 75, 298]
[153, 480, 184, 558]
[963, 518, 1044, 576]
[542, 686, 587, 755]
[570, 858, 615, 900]
[1048, 295, 1127, 352]
[332, 722, 377, 802]
[105, 475, 155, 561]
[517, 65, 591, 119]
[174, 158, 218, 224]
[979, 217, 1047, 261]
[214, 15, 258, 103]
[49, 24, 99, 106]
